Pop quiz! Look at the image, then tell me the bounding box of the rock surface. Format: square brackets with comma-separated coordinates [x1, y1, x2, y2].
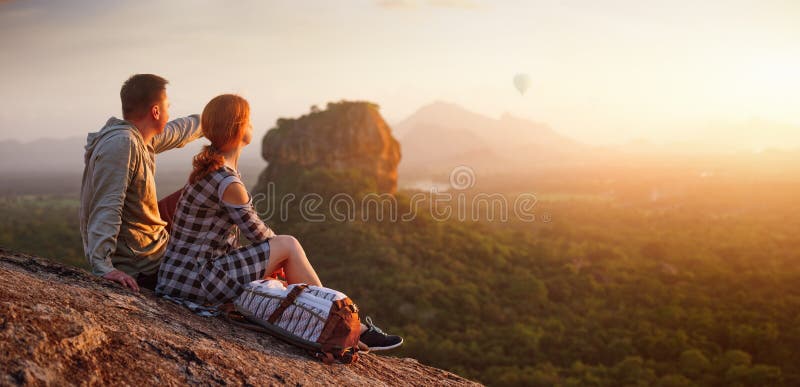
[258, 101, 401, 194]
[0, 248, 478, 386]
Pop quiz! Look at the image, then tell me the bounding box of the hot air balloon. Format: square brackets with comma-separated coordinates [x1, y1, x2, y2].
[513, 73, 531, 95]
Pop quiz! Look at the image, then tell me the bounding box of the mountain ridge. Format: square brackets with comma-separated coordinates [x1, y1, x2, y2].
[394, 101, 588, 177]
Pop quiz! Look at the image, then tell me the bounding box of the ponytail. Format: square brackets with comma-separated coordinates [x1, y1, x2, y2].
[188, 94, 250, 185]
[189, 145, 225, 184]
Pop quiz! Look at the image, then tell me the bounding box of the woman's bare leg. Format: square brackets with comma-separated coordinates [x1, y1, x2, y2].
[264, 235, 322, 286]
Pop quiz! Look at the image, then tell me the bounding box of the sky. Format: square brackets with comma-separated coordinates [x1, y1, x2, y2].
[0, 0, 798, 150]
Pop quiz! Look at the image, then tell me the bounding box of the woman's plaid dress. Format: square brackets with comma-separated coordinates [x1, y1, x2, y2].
[156, 166, 276, 304]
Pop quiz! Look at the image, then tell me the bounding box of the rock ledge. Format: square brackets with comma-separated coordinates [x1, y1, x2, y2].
[0, 248, 478, 386]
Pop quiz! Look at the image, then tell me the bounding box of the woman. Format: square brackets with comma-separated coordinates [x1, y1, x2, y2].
[156, 94, 402, 351]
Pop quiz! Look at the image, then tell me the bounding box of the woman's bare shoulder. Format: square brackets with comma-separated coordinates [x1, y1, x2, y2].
[221, 180, 249, 205]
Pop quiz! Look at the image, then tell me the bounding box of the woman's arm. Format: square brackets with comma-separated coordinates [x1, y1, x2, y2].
[221, 180, 276, 242]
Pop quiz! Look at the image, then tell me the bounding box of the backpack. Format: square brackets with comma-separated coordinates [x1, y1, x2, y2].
[230, 279, 363, 364]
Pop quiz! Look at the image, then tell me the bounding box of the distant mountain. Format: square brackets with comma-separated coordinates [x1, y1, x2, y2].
[0, 137, 85, 174]
[393, 101, 497, 140]
[393, 101, 588, 177]
[398, 123, 496, 175]
[0, 133, 264, 196]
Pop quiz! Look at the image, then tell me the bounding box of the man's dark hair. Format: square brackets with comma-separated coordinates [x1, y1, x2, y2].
[120, 74, 168, 120]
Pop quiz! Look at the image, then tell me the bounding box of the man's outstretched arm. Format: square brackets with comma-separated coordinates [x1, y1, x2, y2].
[152, 114, 203, 154]
[85, 135, 139, 291]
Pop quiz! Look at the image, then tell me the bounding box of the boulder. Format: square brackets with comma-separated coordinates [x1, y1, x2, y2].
[258, 101, 401, 195]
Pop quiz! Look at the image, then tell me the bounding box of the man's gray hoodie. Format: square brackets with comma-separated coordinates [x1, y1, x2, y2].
[79, 115, 202, 276]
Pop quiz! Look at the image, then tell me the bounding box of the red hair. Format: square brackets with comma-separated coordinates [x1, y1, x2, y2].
[189, 94, 250, 184]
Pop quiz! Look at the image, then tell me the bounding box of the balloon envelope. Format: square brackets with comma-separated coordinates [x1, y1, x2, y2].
[513, 73, 532, 95]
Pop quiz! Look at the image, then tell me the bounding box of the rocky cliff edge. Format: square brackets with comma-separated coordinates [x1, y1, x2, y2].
[0, 248, 478, 386]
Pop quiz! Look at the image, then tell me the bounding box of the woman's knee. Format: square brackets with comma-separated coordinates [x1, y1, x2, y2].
[271, 234, 300, 251]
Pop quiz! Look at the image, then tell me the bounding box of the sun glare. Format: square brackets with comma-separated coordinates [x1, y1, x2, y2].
[741, 54, 800, 99]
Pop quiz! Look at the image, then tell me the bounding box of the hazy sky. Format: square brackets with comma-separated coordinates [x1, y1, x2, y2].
[1, 0, 798, 150]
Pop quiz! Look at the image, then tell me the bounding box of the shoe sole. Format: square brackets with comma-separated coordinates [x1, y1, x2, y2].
[367, 338, 404, 352]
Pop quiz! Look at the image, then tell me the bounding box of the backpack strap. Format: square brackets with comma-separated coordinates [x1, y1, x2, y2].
[267, 284, 308, 324]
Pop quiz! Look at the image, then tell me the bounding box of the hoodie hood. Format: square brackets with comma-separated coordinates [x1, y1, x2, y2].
[84, 117, 140, 163]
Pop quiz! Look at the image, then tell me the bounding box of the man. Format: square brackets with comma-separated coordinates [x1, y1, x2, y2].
[79, 74, 202, 291]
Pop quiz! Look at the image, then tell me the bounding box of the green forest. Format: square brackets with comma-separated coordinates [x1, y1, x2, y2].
[1, 169, 799, 386]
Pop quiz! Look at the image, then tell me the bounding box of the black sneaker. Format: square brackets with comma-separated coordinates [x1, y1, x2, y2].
[359, 316, 403, 351]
